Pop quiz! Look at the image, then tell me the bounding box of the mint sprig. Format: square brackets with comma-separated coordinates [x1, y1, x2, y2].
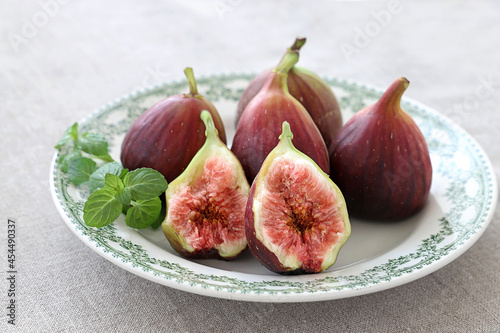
[84, 168, 167, 229]
[55, 122, 113, 185]
[55, 122, 168, 229]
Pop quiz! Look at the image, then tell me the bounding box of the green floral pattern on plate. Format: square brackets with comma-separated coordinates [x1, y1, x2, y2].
[51, 74, 497, 299]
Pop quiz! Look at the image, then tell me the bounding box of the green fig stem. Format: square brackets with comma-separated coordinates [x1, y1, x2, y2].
[278, 121, 294, 148]
[274, 50, 299, 75]
[200, 110, 219, 142]
[184, 67, 199, 97]
[378, 77, 409, 113]
[289, 37, 306, 51]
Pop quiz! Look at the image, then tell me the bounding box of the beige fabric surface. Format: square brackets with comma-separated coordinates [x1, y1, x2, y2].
[1, 1, 499, 332]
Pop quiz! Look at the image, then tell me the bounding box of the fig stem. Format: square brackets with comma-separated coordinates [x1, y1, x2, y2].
[184, 67, 199, 96]
[200, 110, 219, 140]
[279, 121, 294, 147]
[274, 50, 299, 75]
[378, 77, 409, 113]
[290, 37, 306, 51]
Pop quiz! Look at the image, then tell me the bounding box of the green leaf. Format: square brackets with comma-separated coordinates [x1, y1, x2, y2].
[104, 173, 124, 192]
[59, 150, 82, 173]
[79, 132, 109, 156]
[94, 153, 115, 163]
[149, 199, 166, 229]
[55, 122, 78, 149]
[116, 187, 132, 205]
[119, 168, 129, 180]
[101, 173, 131, 204]
[103, 173, 131, 204]
[88, 162, 124, 193]
[123, 168, 168, 200]
[83, 187, 122, 228]
[68, 157, 97, 185]
[125, 197, 162, 229]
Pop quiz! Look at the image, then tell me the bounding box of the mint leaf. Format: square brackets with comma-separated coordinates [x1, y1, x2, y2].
[94, 153, 115, 163]
[149, 200, 166, 229]
[89, 162, 124, 193]
[103, 174, 131, 205]
[104, 173, 124, 192]
[68, 157, 97, 185]
[79, 132, 109, 156]
[123, 168, 168, 200]
[125, 197, 162, 229]
[83, 187, 122, 228]
[59, 150, 82, 173]
[119, 168, 129, 179]
[55, 122, 78, 149]
[116, 188, 132, 205]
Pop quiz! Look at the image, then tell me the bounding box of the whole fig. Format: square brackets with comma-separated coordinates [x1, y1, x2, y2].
[162, 111, 249, 260]
[235, 37, 342, 150]
[245, 121, 351, 274]
[231, 46, 330, 183]
[121, 67, 226, 183]
[329, 77, 432, 221]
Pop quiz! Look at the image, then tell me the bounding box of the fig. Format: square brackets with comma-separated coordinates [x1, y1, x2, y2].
[162, 111, 249, 260]
[120, 67, 226, 183]
[231, 45, 330, 183]
[329, 77, 432, 221]
[235, 37, 342, 150]
[245, 121, 351, 274]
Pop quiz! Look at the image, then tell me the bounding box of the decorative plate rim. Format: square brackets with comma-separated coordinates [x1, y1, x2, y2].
[50, 74, 498, 302]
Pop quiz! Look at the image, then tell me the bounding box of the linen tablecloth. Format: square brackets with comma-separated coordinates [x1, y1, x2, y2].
[1, 1, 499, 331]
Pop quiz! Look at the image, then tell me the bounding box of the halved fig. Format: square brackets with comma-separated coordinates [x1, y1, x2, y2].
[245, 121, 351, 274]
[162, 111, 249, 260]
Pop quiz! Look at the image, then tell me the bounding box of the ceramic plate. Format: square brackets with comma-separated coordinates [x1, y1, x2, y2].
[50, 74, 497, 302]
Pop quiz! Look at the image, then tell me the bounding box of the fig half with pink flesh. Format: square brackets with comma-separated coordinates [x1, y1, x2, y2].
[121, 67, 226, 183]
[162, 111, 249, 260]
[235, 37, 343, 150]
[329, 77, 432, 220]
[245, 121, 351, 274]
[231, 45, 330, 183]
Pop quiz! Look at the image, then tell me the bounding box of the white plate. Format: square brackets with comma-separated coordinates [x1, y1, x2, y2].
[50, 74, 497, 302]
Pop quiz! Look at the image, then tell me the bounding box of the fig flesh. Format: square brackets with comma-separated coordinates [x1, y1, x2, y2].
[162, 111, 249, 260]
[329, 77, 432, 221]
[231, 46, 330, 183]
[245, 121, 351, 274]
[120, 67, 226, 183]
[235, 37, 342, 150]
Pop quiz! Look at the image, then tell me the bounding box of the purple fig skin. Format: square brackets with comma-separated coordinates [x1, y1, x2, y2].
[121, 69, 226, 183]
[236, 67, 343, 150]
[235, 70, 269, 125]
[329, 77, 432, 221]
[231, 52, 330, 183]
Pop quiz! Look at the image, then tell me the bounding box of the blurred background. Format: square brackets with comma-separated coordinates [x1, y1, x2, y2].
[2, 1, 499, 144]
[1, 1, 499, 331]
